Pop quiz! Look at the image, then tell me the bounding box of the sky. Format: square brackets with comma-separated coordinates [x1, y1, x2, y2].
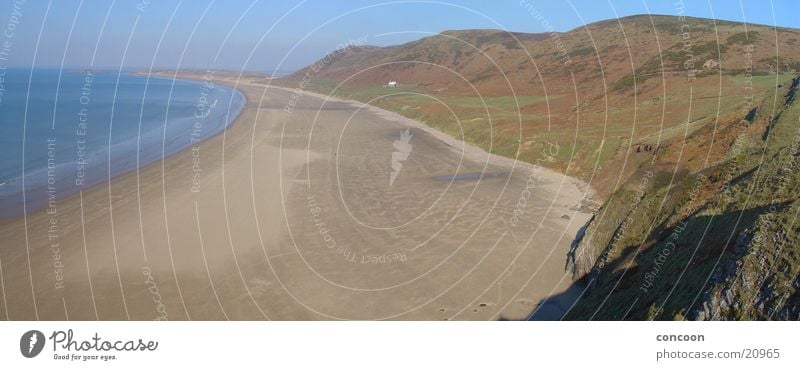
[1, 0, 797, 73]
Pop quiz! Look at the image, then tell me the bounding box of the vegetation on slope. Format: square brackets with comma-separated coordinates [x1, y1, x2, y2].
[276, 15, 800, 196]
[565, 75, 800, 320]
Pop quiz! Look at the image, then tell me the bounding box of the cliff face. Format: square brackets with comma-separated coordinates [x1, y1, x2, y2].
[566, 76, 800, 320]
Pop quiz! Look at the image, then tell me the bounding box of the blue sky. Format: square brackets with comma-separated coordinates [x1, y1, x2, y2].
[2, 0, 797, 73]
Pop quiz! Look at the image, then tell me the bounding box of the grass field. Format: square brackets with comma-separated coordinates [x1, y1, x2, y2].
[280, 72, 784, 195]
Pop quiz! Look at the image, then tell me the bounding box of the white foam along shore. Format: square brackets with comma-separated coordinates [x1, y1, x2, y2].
[0, 72, 246, 219]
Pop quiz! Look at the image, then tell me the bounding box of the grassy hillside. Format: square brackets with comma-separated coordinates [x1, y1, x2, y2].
[565, 75, 800, 320]
[276, 15, 800, 196]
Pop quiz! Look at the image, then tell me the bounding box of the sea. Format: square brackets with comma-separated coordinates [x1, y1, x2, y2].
[0, 68, 246, 218]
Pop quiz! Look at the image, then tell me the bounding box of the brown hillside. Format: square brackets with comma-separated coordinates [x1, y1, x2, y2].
[279, 14, 800, 197]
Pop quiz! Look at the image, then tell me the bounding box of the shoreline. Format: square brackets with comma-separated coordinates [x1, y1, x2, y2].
[0, 72, 246, 220]
[0, 71, 597, 320]
[0, 73, 274, 320]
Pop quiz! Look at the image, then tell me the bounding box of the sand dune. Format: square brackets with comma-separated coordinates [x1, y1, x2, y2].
[0, 76, 595, 320]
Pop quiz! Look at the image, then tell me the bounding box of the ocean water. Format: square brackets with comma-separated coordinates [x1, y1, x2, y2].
[0, 69, 245, 218]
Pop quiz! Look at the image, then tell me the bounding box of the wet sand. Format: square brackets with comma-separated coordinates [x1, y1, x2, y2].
[0, 74, 595, 320]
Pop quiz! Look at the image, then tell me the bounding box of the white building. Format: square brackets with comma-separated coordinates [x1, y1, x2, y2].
[387, 81, 398, 87]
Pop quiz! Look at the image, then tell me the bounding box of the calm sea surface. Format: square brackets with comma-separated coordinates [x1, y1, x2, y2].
[0, 69, 245, 218]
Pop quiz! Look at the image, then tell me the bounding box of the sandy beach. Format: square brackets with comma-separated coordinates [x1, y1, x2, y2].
[0, 73, 595, 320]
